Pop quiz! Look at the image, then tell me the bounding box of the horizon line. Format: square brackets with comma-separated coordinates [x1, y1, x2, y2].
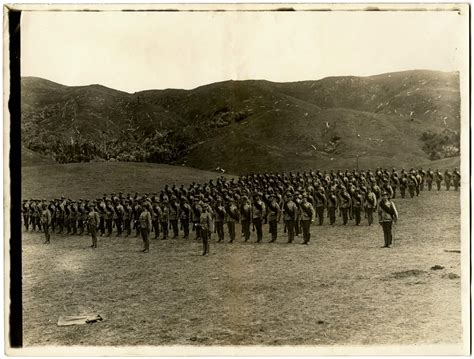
[21, 68, 459, 95]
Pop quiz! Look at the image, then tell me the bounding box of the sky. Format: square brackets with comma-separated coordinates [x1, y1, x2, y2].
[21, 6, 467, 93]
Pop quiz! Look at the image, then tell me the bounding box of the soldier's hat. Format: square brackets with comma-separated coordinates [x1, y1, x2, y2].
[381, 191, 388, 196]
[171, 195, 177, 200]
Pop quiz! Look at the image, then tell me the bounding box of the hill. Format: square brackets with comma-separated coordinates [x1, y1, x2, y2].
[21, 70, 461, 173]
[21, 162, 235, 200]
[21, 158, 459, 201]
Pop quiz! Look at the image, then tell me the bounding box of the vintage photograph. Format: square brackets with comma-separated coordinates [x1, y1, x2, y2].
[7, 3, 469, 355]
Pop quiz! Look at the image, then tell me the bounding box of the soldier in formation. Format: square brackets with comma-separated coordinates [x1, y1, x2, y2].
[22, 166, 457, 249]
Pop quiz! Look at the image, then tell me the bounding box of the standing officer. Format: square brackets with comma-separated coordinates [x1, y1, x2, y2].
[180, 197, 192, 239]
[88, 205, 100, 248]
[123, 200, 133, 237]
[199, 204, 214, 256]
[160, 198, 170, 240]
[240, 196, 252, 242]
[327, 188, 338, 225]
[378, 191, 398, 248]
[192, 197, 203, 241]
[453, 168, 461, 191]
[139, 204, 152, 253]
[22, 200, 30, 231]
[435, 169, 443, 191]
[314, 187, 327, 225]
[300, 195, 315, 244]
[40, 203, 52, 244]
[104, 200, 114, 236]
[339, 187, 352, 225]
[252, 193, 266, 243]
[267, 194, 281, 242]
[352, 188, 364, 226]
[114, 199, 124, 237]
[226, 197, 239, 243]
[283, 193, 298, 243]
[214, 197, 226, 242]
[364, 186, 377, 226]
[444, 169, 452, 191]
[426, 168, 434, 191]
[169, 195, 180, 239]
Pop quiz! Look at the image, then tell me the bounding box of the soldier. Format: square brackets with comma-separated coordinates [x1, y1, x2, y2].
[104, 200, 114, 236]
[407, 174, 417, 198]
[88, 205, 100, 248]
[314, 187, 327, 226]
[199, 204, 214, 256]
[123, 200, 132, 237]
[160, 198, 170, 240]
[327, 188, 338, 225]
[240, 196, 252, 242]
[453, 168, 461, 191]
[180, 197, 192, 239]
[364, 186, 377, 226]
[40, 203, 52, 244]
[415, 171, 422, 196]
[283, 193, 298, 243]
[294, 194, 302, 237]
[192, 197, 202, 241]
[339, 187, 352, 225]
[426, 168, 434, 191]
[352, 188, 364, 226]
[226, 197, 240, 243]
[444, 169, 452, 191]
[98, 198, 106, 236]
[252, 193, 266, 243]
[30, 200, 39, 232]
[132, 199, 142, 237]
[418, 168, 426, 191]
[169, 195, 180, 239]
[390, 169, 399, 198]
[267, 194, 281, 242]
[399, 175, 408, 198]
[22, 200, 29, 231]
[138, 204, 152, 253]
[214, 197, 226, 242]
[300, 195, 315, 244]
[378, 191, 398, 248]
[151, 199, 161, 239]
[435, 169, 443, 191]
[114, 199, 124, 236]
[77, 200, 85, 235]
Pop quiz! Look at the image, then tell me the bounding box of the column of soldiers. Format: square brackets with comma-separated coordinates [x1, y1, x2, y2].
[22, 167, 460, 251]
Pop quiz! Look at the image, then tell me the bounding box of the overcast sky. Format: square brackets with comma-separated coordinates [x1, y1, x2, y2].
[21, 8, 466, 93]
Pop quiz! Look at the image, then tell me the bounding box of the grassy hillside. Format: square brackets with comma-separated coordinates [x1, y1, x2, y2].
[21, 162, 234, 200]
[21, 159, 459, 201]
[21, 70, 460, 173]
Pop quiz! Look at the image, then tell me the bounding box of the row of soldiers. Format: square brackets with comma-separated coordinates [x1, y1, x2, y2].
[23, 167, 460, 248]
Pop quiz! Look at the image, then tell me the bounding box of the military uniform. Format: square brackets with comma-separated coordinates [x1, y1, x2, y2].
[40, 204, 52, 244]
[283, 196, 298, 243]
[300, 198, 315, 244]
[252, 195, 266, 243]
[226, 199, 239, 243]
[139, 206, 152, 252]
[267, 196, 281, 242]
[378, 193, 398, 248]
[88, 207, 100, 248]
[199, 206, 214, 256]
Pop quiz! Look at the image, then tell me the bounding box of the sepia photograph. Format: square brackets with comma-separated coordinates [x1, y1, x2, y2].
[5, 3, 470, 355]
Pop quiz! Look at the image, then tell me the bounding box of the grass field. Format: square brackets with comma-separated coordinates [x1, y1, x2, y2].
[22, 187, 462, 347]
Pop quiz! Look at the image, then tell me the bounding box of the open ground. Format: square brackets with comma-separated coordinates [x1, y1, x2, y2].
[21, 163, 462, 346]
